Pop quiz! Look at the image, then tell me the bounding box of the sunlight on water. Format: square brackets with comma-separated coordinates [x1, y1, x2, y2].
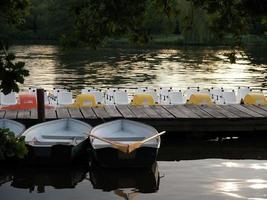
[10, 45, 267, 92]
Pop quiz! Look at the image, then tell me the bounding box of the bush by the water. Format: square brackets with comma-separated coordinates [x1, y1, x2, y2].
[0, 128, 28, 160]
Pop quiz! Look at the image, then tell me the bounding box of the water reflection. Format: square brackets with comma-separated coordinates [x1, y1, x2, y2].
[11, 165, 87, 192]
[10, 45, 267, 92]
[89, 162, 159, 199]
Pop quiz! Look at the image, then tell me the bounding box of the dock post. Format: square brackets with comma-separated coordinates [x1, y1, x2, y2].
[37, 88, 45, 122]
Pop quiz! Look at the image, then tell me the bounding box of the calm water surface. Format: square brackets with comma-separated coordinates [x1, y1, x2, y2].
[11, 45, 267, 91]
[1, 159, 267, 200]
[1, 139, 267, 200]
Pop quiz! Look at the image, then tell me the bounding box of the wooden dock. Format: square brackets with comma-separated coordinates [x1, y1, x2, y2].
[1, 104, 267, 136]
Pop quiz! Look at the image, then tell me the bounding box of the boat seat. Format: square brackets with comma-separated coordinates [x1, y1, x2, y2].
[244, 93, 267, 105]
[42, 135, 86, 140]
[29, 141, 74, 146]
[103, 137, 146, 141]
[187, 93, 213, 106]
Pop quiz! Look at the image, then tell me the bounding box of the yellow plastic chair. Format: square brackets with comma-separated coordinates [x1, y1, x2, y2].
[131, 93, 156, 106]
[187, 93, 213, 106]
[244, 93, 267, 105]
[70, 94, 98, 108]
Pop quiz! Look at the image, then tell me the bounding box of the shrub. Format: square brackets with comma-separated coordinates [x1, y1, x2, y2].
[0, 128, 28, 160]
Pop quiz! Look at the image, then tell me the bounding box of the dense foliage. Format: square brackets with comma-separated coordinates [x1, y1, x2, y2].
[0, 128, 28, 160]
[0, 51, 29, 94]
[3, 0, 266, 46]
[0, 0, 30, 94]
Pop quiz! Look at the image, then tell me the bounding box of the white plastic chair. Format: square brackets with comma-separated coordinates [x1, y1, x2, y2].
[160, 87, 172, 102]
[113, 90, 129, 105]
[219, 90, 238, 105]
[89, 91, 104, 104]
[52, 88, 67, 97]
[237, 86, 252, 103]
[0, 92, 17, 106]
[57, 91, 73, 106]
[105, 88, 118, 104]
[168, 91, 186, 105]
[210, 87, 223, 101]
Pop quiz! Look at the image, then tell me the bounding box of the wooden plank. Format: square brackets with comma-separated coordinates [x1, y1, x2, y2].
[17, 110, 31, 119]
[219, 105, 252, 118]
[175, 105, 200, 118]
[127, 105, 149, 118]
[231, 104, 263, 118]
[104, 105, 122, 118]
[185, 105, 212, 118]
[162, 105, 190, 118]
[151, 106, 175, 118]
[143, 106, 162, 118]
[0, 110, 5, 118]
[243, 105, 267, 117]
[92, 107, 110, 119]
[45, 109, 57, 119]
[80, 107, 97, 119]
[116, 105, 136, 118]
[212, 105, 239, 118]
[4, 110, 18, 119]
[199, 105, 227, 118]
[68, 108, 83, 118]
[256, 106, 267, 113]
[56, 108, 70, 118]
[30, 109, 37, 119]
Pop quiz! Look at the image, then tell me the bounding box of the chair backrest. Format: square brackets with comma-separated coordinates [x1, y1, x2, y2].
[89, 91, 104, 104]
[160, 87, 172, 100]
[188, 93, 213, 106]
[198, 89, 211, 97]
[0, 92, 17, 105]
[144, 90, 159, 103]
[114, 90, 129, 105]
[136, 87, 148, 93]
[221, 90, 237, 104]
[237, 87, 251, 102]
[53, 88, 67, 97]
[72, 94, 97, 108]
[184, 87, 199, 100]
[18, 94, 37, 109]
[132, 94, 155, 106]
[57, 91, 73, 105]
[81, 87, 98, 94]
[244, 93, 267, 105]
[168, 91, 185, 105]
[210, 87, 223, 100]
[28, 87, 37, 95]
[105, 88, 118, 104]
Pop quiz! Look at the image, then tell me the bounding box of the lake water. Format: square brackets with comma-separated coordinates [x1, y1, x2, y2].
[2, 45, 267, 199]
[1, 139, 267, 200]
[11, 45, 267, 92]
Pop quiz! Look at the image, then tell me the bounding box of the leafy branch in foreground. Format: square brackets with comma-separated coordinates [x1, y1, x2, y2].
[0, 47, 29, 95]
[0, 128, 28, 160]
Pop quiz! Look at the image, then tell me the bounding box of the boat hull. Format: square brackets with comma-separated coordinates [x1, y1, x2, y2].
[92, 146, 158, 168]
[26, 139, 89, 164]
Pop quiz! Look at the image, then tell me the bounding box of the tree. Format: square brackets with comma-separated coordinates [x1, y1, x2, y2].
[0, 0, 30, 94]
